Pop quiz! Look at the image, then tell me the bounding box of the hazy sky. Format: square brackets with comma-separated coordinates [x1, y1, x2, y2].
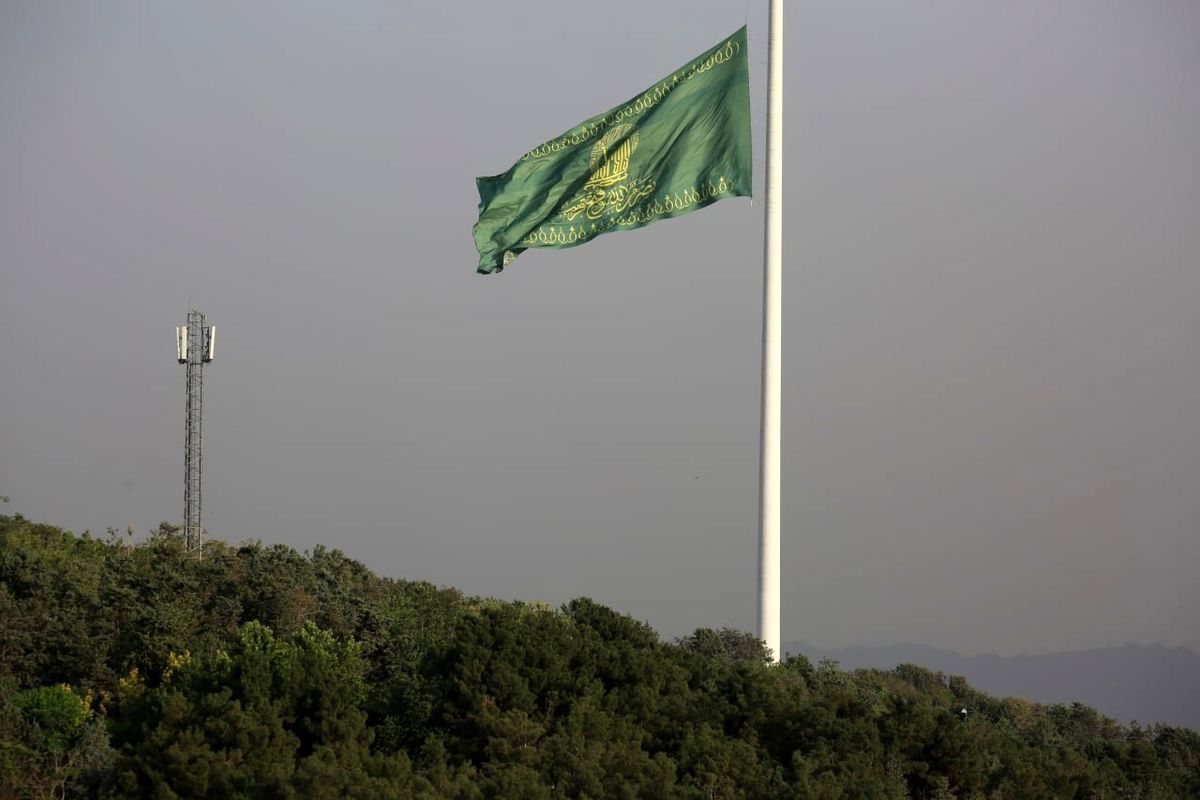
[2, 0, 1197, 656]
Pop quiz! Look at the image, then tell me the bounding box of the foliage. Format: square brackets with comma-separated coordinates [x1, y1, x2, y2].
[1, 513, 1197, 798]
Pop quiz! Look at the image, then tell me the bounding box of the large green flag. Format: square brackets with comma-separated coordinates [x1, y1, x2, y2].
[473, 27, 751, 274]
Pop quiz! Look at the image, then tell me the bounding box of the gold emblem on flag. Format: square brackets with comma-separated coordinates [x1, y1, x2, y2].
[585, 124, 639, 188]
[558, 124, 655, 223]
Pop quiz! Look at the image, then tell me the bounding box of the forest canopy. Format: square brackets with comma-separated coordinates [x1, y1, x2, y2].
[1, 513, 1197, 799]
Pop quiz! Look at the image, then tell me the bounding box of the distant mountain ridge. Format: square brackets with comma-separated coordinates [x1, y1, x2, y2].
[785, 641, 1200, 730]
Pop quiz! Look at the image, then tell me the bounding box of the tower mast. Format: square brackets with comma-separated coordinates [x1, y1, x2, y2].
[176, 310, 215, 557]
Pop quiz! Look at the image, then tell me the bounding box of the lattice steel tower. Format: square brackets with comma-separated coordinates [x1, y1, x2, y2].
[175, 310, 215, 556]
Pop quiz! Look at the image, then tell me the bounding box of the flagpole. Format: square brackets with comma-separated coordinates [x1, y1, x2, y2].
[758, 0, 783, 663]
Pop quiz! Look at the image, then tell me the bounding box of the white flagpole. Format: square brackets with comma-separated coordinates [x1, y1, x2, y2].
[758, 0, 783, 663]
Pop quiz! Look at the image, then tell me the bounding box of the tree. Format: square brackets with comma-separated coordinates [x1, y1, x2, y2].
[0, 683, 111, 800]
[677, 628, 771, 667]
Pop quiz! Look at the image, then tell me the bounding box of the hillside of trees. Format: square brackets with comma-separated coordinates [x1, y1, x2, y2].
[785, 642, 1200, 731]
[1, 512, 1197, 799]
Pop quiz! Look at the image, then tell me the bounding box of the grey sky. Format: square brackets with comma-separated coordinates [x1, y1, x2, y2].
[2, 0, 1197, 656]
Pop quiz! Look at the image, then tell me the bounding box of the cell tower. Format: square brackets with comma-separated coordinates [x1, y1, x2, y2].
[175, 310, 215, 556]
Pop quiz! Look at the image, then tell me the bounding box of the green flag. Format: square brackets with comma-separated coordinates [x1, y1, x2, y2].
[473, 27, 751, 274]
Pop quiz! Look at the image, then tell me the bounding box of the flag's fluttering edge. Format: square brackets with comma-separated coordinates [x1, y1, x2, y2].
[473, 26, 751, 274]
